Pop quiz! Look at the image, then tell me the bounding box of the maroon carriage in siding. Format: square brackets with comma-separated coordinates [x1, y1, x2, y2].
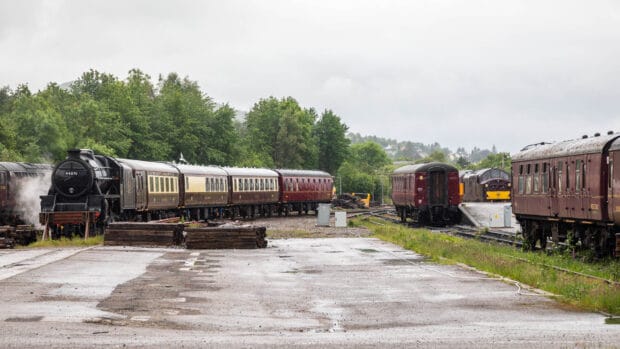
[511, 132, 620, 255]
[275, 169, 333, 215]
[391, 162, 461, 225]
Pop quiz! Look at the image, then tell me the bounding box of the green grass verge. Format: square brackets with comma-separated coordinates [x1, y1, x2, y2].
[352, 216, 620, 315]
[25, 235, 104, 248]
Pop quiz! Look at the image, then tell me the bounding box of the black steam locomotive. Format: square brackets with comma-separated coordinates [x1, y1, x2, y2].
[40, 149, 334, 238]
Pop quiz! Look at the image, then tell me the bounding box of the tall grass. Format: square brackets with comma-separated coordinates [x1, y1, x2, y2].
[353, 217, 620, 315]
[25, 235, 104, 248]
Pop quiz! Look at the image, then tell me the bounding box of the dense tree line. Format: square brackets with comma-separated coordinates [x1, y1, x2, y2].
[0, 70, 353, 176]
[0, 69, 515, 204]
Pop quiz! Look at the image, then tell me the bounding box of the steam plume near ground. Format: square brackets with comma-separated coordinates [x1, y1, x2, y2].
[13, 175, 51, 229]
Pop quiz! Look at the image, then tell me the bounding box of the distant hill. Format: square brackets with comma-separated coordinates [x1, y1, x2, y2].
[347, 132, 495, 164]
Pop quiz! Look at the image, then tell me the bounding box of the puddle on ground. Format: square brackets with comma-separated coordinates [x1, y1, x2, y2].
[357, 248, 379, 253]
[380, 258, 425, 266]
[5, 316, 43, 322]
[283, 269, 322, 274]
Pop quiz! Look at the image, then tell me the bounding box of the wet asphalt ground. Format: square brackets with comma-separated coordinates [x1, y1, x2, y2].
[0, 237, 618, 348]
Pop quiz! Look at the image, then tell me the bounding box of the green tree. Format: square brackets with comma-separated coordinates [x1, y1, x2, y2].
[313, 109, 350, 175]
[349, 141, 390, 172]
[244, 96, 317, 169]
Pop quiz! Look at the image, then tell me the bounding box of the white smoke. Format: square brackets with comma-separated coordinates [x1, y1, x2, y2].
[13, 175, 52, 229]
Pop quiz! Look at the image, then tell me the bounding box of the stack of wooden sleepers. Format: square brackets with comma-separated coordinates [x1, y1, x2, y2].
[104, 222, 184, 247]
[0, 225, 38, 248]
[184, 225, 267, 249]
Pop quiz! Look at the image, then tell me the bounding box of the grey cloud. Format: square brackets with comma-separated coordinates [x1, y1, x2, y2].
[1, 0, 619, 154]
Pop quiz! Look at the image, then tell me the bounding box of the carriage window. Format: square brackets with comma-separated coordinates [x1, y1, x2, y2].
[557, 162, 563, 193]
[533, 163, 540, 193]
[566, 163, 570, 190]
[150, 177, 154, 192]
[575, 160, 582, 190]
[519, 165, 523, 175]
[582, 161, 586, 190]
[525, 164, 532, 194]
[542, 163, 549, 193]
[155, 177, 160, 192]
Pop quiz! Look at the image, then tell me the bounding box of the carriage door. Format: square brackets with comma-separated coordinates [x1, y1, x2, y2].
[428, 170, 447, 206]
[549, 163, 559, 217]
[135, 171, 146, 210]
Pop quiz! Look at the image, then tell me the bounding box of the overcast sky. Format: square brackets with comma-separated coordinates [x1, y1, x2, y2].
[1, 0, 619, 154]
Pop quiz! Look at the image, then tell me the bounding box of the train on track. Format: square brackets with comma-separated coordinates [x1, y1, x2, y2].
[39, 149, 333, 238]
[512, 131, 620, 256]
[0, 162, 52, 226]
[391, 162, 461, 226]
[459, 168, 511, 202]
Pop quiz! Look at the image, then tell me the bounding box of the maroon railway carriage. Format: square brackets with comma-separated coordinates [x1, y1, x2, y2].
[391, 162, 461, 225]
[511, 132, 620, 256]
[276, 169, 333, 215]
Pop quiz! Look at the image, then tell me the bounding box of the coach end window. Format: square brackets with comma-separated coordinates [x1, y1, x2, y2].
[609, 158, 614, 190]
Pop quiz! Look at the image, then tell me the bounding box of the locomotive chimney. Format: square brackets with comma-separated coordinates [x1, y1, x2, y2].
[67, 149, 82, 159]
[67, 149, 95, 160]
